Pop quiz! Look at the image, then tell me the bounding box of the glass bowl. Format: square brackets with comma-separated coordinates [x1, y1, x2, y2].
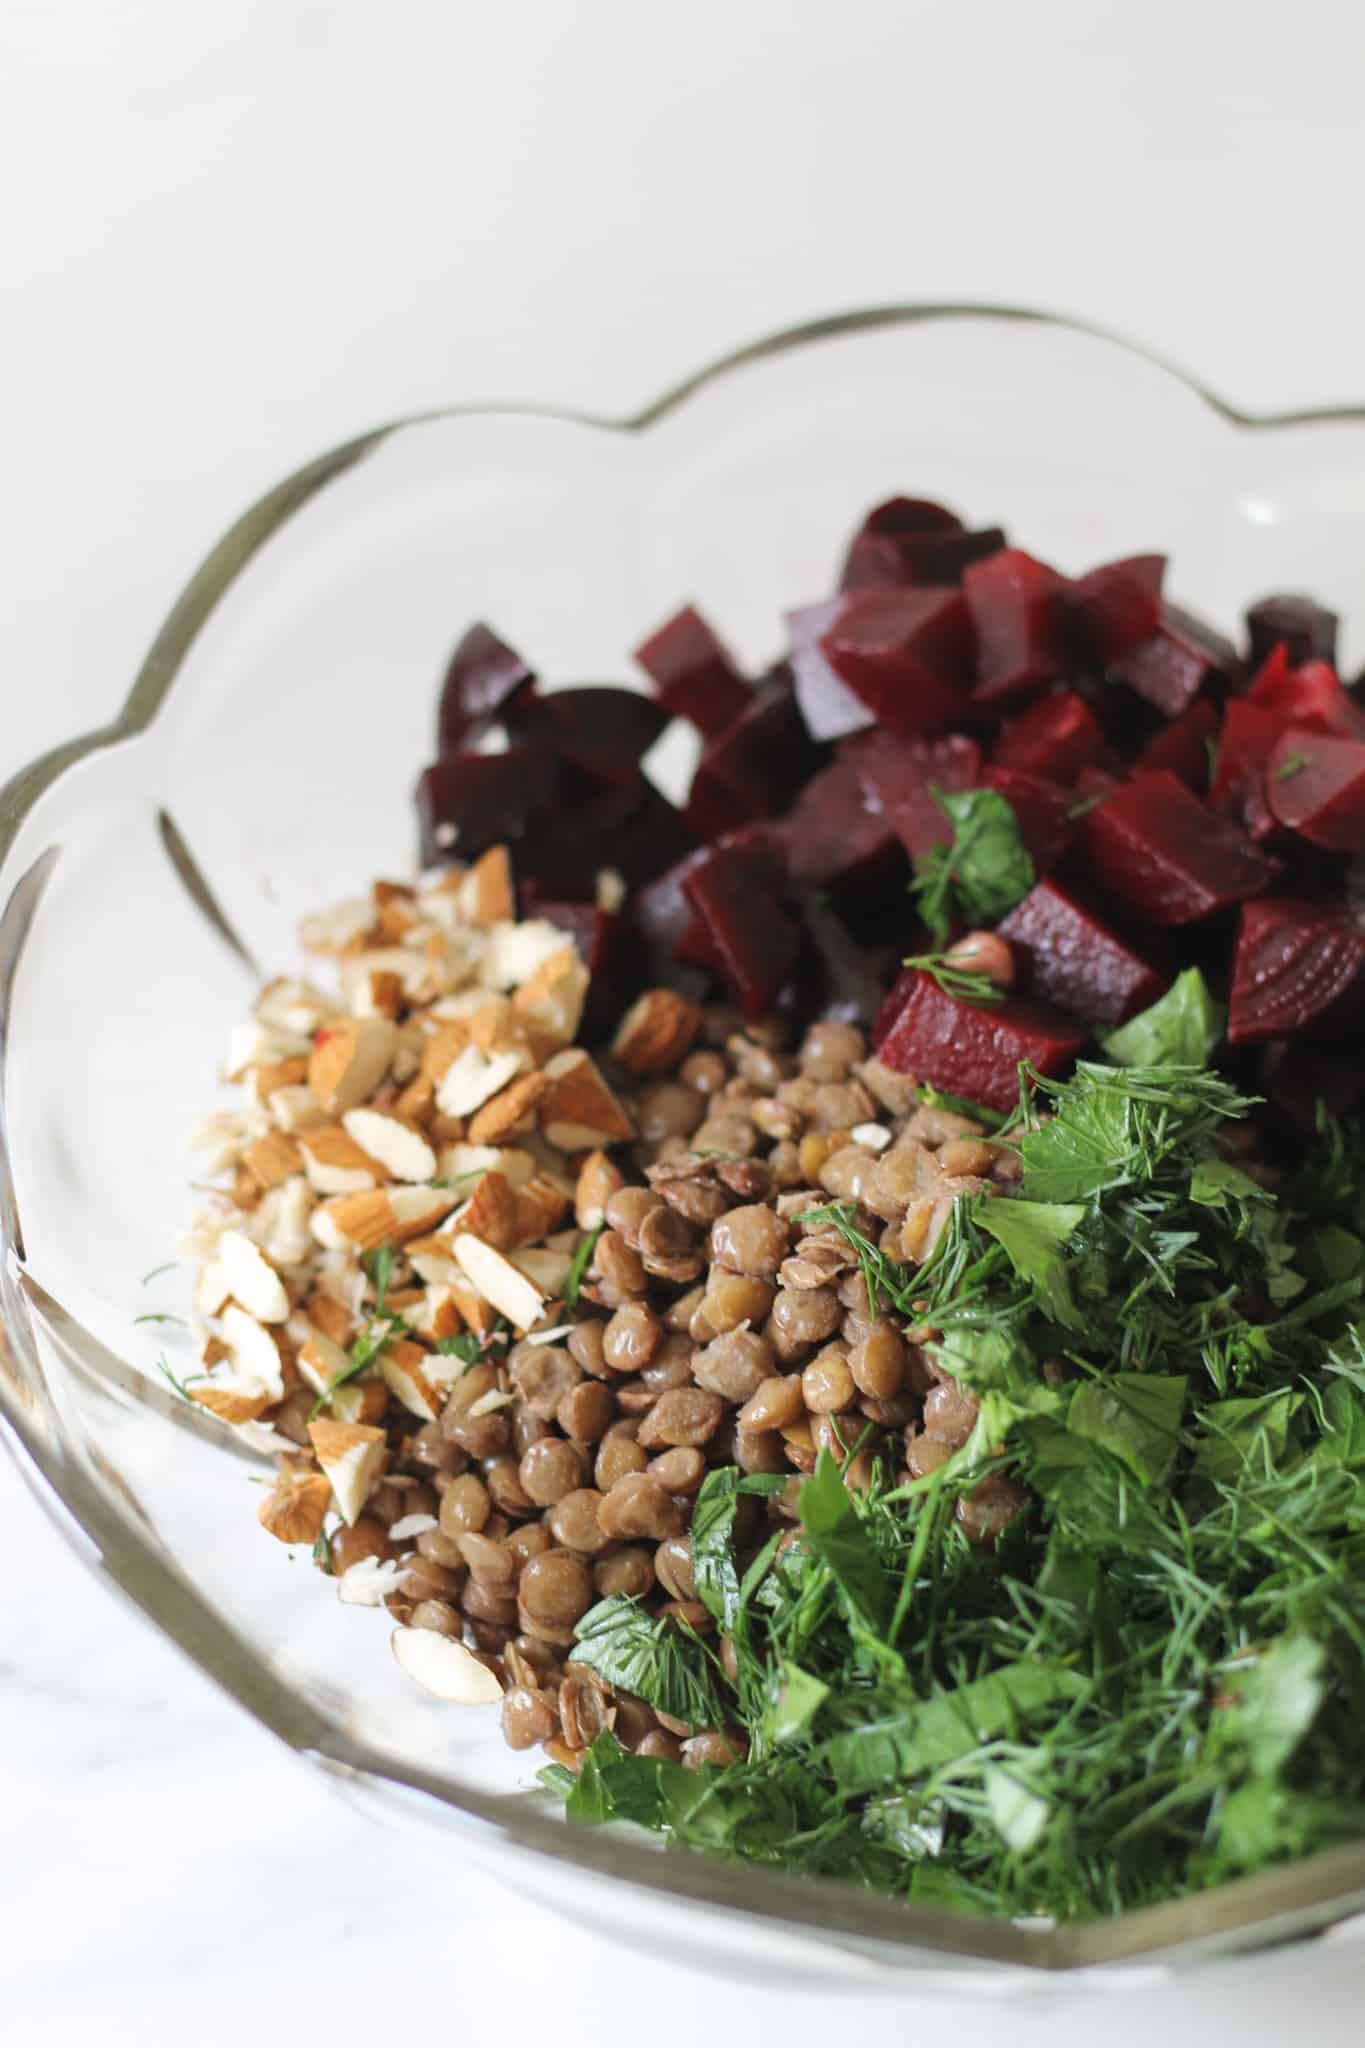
[5, 305, 1365, 1993]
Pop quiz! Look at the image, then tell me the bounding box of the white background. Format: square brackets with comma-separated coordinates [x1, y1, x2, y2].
[3, 2, 1365, 2039]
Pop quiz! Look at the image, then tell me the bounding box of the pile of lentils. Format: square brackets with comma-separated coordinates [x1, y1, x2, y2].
[339, 1006, 1027, 1772]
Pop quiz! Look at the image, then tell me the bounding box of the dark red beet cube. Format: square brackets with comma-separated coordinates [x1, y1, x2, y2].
[840, 496, 1006, 591]
[818, 587, 974, 736]
[997, 879, 1167, 1027]
[875, 972, 1088, 1111]
[634, 847, 711, 970]
[1061, 555, 1165, 665]
[992, 691, 1107, 786]
[509, 686, 668, 785]
[1137, 698, 1218, 792]
[1209, 699, 1281, 841]
[682, 836, 801, 1022]
[1267, 729, 1365, 851]
[1082, 770, 1277, 924]
[436, 623, 537, 756]
[416, 746, 563, 867]
[1261, 1039, 1365, 1131]
[1246, 593, 1340, 672]
[634, 605, 751, 738]
[1111, 604, 1237, 718]
[1246, 646, 1365, 740]
[778, 757, 907, 926]
[983, 766, 1076, 874]
[843, 729, 983, 862]
[965, 549, 1070, 702]
[787, 597, 873, 742]
[684, 676, 819, 841]
[1229, 897, 1365, 1043]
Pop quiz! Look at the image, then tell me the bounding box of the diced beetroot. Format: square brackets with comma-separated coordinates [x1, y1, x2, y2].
[965, 549, 1070, 702]
[875, 965, 918, 1046]
[416, 746, 563, 867]
[1267, 729, 1365, 852]
[787, 597, 872, 742]
[634, 847, 711, 971]
[992, 692, 1107, 785]
[1246, 646, 1365, 740]
[684, 676, 820, 841]
[875, 971, 1088, 1111]
[777, 757, 907, 932]
[840, 496, 1005, 591]
[509, 686, 668, 784]
[681, 836, 801, 1022]
[436, 623, 537, 756]
[1246, 593, 1339, 672]
[843, 729, 983, 861]
[1061, 555, 1165, 665]
[997, 879, 1167, 1027]
[983, 767, 1076, 874]
[634, 605, 751, 737]
[1112, 604, 1237, 717]
[1261, 1040, 1365, 1131]
[1082, 770, 1277, 924]
[561, 774, 697, 889]
[799, 895, 891, 1025]
[818, 587, 974, 736]
[1229, 897, 1365, 1043]
[1209, 699, 1281, 841]
[1137, 698, 1218, 792]
[1074, 764, 1125, 802]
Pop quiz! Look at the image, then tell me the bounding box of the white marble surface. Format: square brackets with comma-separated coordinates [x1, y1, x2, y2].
[5, 2, 1365, 2039]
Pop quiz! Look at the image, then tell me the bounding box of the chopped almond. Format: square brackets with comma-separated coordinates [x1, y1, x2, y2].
[256, 978, 342, 1035]
[512, 945, 589, 1053]
[190, 1381, 272, 1425]
[219, 1303, 289, 1398]
[297, 1124, 386, 1196]
[422, 1285, 462, 1341]
[298, 898, 378, 955]
[247, 1054, 309, 1104]
[308, 1418, 386, 1523]
[460, 1169, 519, 1250]
[308, 1016, 399, 1114]
[467, 1069, 548, 1145]
[436, 1043, 526, 1120]
[514, 1173, 570, 1244]
[258, 1465, 332, 1544]
[612, 987, 702, 1075]
[268, 1084, 328, 1134]
[303, 1290, 354, 1348]
[390, 1626, 503, 1704]
[341, 1107, 438, 1184]
[320, 1184, 454, 1252]
[453, 1233, 547, 1330]
[373, 879, 419, 943]
[219, 1230, 291, 1323]
[540, 1049, 635, 1151]
[379, 1338, 443, 1421]
[361, 968, 406, 1018]
[395, 1074, 436, 1126]
[575, 1149, 625, 1229]
[451, 1281, 499, 1336]
[224, 1019, 312, 1083]
[480, 918, 575, 992]
[242, 1129, 304, 1192]
[195, 1258, 231, 1318]
[455, 846, 516, 929]
[419, 1018, 474, 1086]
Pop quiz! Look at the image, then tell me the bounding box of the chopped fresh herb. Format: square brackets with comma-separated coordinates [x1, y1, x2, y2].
[1065, 792, 1104, 821]
[1102, 968, 1225, 1070]
[911, 787, 1035, 945]
[434, 1330, 485, 1367]
[310, 1239, 412, 1418]
[563, 1223, 605, 1311]
[156, 1356, 205, 1402]
[914, 1081, 1010, 1131]
[1273, 751, 1311, 782]
[133, 1311, 187, 1328]
[901, 950, 1005, 1008]
[311, 1530, 335, 1576]
[569, 1594, 731, 1730]
[140, 1261, 177, 1287]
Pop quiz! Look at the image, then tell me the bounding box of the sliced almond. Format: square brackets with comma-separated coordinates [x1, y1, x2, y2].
[453, 1233, 547, 1330]
[454, 845, 516, 928]
[258, 1465, 332, 1544]
[541, 1049, 635, 1151]
[219, 1230, 291, 1323]
[242, 1129, 304, 1192]
[379, 1338, 443, 1421]
[338, 1556, 405, 1606]
[308, 1016, 399, 1114]
[467, 1070, 548, 1146]
[219, 1303, 289, 1399]
[297, 1124, 386, 1196]
[391, 1626, 503, 1705]
[321, 1184, 455, 1252]
[436, 1043, 526, 1120]
[308, 1418, 386, 1523]
[575, 1149, 625, 1229]
[342, 1107, 438, 1184]
[611, 987, 702, 1075]
[468, 1385, 516, 1418]
[190, 1381, 272, 1425]
[512, 945, 589, 1054]
[459, 1169, 520, 1251]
